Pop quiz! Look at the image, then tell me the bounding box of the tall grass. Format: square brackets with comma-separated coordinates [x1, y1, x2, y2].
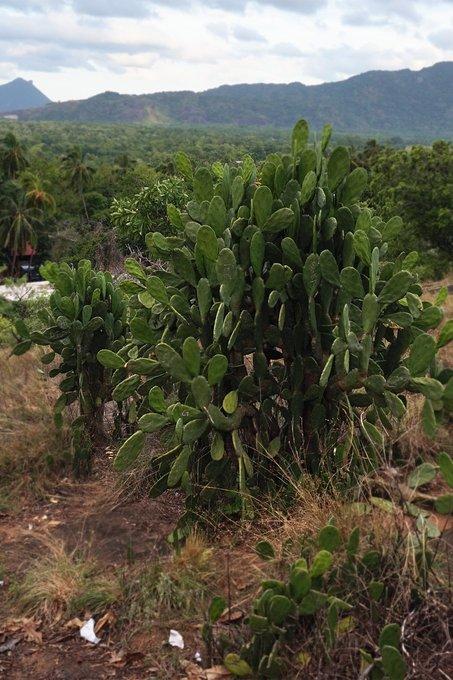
[0, 349, 70, 499]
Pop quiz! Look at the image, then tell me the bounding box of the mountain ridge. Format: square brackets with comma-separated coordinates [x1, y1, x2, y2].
[9, 62, 453, 138]
[0, 78, 51, 114]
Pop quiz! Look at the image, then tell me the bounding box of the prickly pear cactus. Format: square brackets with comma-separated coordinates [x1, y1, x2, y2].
[101, 119, 451, 515]
[229, 523, 399, 678]
[14, 259, 127, 474]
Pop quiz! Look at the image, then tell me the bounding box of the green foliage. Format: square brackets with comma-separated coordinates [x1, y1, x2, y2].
[110, 176, 188, 251]
[0, 293, 50, 345]
[406, 452, 453, 521]
[226, 523, 407, 678]
[110, 119, 451, 522]
[362, 140, 452, 278]
[1, 120, 450, 275]
[13, 259, 127, 474]
[10, 63, 453, 140]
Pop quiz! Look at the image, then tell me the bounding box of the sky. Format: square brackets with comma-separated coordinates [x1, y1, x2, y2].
[0, 0, 452, 101]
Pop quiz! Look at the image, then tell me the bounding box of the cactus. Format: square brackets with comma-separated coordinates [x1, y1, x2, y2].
[225, 523, 398, 677]
[13, 259, 127, 474]
[104, 118, 450, 514]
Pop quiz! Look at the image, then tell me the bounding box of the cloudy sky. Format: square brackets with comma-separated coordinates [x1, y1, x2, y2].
[1, 0, 452, 101]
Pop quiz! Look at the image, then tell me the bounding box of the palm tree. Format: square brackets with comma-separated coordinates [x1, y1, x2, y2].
[0, 192, 42, 276]
[20, 171, 56, 213]
[0, 132, 28, 179]
[61, 146, 95, 219]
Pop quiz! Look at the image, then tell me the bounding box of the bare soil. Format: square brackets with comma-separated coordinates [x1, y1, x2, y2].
[0, 467, 185, 680]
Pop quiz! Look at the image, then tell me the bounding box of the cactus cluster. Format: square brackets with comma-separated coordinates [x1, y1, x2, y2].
[100, 118, 451, 516]
[225, 524, 406, 679]
[14, 260, 127, 473]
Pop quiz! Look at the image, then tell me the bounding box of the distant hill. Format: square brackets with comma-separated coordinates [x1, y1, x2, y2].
[0, 78, 51, 114]
[15, 62, 453, 138]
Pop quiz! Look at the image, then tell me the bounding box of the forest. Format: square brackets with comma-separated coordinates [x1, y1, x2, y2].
[12, 62, 453, 139]
[0, 118, 452, 679]
[0, 120, 451, 281]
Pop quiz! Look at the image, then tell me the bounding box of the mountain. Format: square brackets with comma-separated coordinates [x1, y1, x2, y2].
[0, 78, 51, 114]
[15, 62, 453, 137]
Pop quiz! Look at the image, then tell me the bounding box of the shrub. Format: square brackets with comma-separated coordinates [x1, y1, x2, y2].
[14, 259, 128, 474]
[103, 119, 452, 521]
[100, 121, 453, 516]
[364, 141, 453, 279]
[110, 176, 188, 252]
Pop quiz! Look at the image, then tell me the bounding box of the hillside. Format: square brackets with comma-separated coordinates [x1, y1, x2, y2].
[0, 78, 51, 114]
[16, 62, 453, 137]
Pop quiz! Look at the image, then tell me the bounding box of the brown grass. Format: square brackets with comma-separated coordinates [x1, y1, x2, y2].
[10, 532, 121, 622]
[210, 482, 452, 679]
[0, 349, 70, 499]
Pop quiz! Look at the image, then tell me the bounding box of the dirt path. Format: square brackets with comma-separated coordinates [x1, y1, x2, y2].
[0, 472, 183, 679]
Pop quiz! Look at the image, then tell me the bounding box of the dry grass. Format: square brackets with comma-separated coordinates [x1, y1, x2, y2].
[11, 532, 121, 622]
[123, 531, 215, 627]
[0, 349, 71, 499]
[396, 394, 452, 462]
[211, 482, 452, 679]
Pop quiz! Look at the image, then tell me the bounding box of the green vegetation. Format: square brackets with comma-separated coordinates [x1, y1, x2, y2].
[361, 140, 453, 279]
[1, 114, 451, 679]
[111, 176, 188, 251]
[13, 260, 128, 474]
[104, 120, 450, 529]
[225, 523, 410, 678]
[1, 120, 450, 281]
[14, 62, 453, 140]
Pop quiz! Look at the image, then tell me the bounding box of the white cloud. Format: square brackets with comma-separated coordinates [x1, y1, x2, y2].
[72, 0, 156, 17]
[429, 28, 453, 50]
[0, 0, 451, 100]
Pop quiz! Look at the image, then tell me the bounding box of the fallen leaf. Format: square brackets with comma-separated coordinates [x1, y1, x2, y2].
[22, 619, 42, 644]
[95, 611, 116, 633]
[398, 483, 437, 504]
[65, 618, 84, 629]
[108, 650, 125, 665]
[181, 660, 207, 679]
[109, 650, 145, 666]
[218, 608, 244, 624]
[205, 666, 232, 679]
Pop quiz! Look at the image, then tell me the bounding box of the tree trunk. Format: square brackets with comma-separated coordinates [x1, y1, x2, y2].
[81, 190, 89, 221]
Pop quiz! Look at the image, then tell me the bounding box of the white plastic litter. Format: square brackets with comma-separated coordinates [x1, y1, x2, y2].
[0, 581, 4, 587]
[80, 618, 101, 644]
[168, 629, 184, 649]
[194, 651, 202, 662]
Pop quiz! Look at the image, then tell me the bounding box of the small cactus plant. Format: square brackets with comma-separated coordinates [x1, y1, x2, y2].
[223, 522, 403, 678]
[14, 259, 127, 474]
[98, 119, 451, 515]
